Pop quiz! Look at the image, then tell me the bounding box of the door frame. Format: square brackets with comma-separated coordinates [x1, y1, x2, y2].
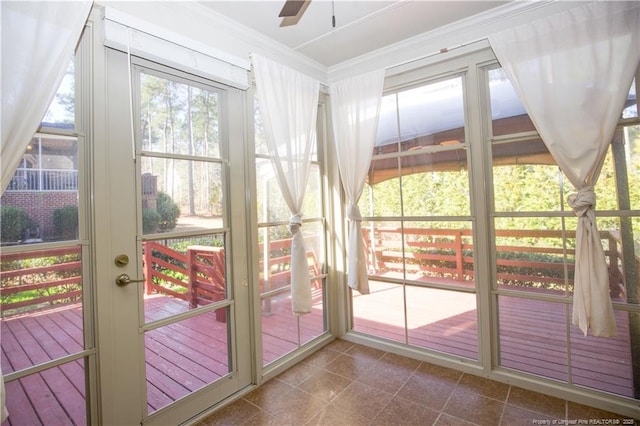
[91, 11, 254, 424]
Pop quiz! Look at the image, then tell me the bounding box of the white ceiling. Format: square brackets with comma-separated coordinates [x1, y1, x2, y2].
[198, 0, 509, 67]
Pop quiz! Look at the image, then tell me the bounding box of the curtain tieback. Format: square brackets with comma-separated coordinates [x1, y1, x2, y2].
[289, 214, 303, 234]
[567, 187, 596, 219]
[347, 205, 362, 222]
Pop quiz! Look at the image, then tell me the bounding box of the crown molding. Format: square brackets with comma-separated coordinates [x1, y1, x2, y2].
[180, 1, 329, 84]
[327, 0, 582, 82]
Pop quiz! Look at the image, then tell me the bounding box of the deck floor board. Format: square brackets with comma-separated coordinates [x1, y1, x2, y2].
[2, 286, 635, 425]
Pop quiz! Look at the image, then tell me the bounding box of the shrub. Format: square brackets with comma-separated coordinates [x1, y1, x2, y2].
[53, 205, 78, 239]
[1, 206, 29, 242]
[142, 209, 161, 234]
[156, 191, 180, 232]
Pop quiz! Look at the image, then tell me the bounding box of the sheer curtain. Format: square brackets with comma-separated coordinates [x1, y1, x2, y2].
[0, 2, 92, 421]
[252, 54, 320, 314]
[489, 1, 640, 337]
[1, 1, 92, 192]
[330, 70, 385, 295]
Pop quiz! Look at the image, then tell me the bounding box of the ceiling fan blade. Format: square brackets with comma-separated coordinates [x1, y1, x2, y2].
[279, 0, 306, 18]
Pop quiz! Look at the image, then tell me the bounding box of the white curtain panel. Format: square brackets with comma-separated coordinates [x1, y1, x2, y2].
[1, 0, 92, 193]
[0, 2, 91, 420]
[252, 54, 320, 314]
[489, 1, 640, 337]
[330, 70, 385, 295]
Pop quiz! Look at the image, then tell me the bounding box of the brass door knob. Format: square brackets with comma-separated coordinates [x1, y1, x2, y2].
[115, 273, 145, 287]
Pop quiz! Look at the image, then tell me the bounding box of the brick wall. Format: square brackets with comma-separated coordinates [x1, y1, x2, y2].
[1, 192, 78, 240]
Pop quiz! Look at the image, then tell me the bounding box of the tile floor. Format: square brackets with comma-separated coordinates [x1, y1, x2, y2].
[197, 339, 638, 426]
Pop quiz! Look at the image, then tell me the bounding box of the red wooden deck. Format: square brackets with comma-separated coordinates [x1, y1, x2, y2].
[0, 289, 325, 425]
[1, 282, 634, 425]
[352, 280, 634, 398]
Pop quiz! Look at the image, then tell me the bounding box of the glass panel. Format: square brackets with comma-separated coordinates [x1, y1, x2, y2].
[42, 60, 75, 129]
[595, 217, 639, 306]
[301, 163, 322, 218]
[397, 77, 465, 151]
[259, 222, 326, 365]
[358, 163, 401, 217]
[401, 152, 470, 216]
[570, 309, 636, 398]
[256, 158, 289, 223]
[406, 286, 477, 360]
[261, 283, 325, 365]
[3, 359, 86, 425]
[141, 157, 223, 233]
[1, 246, 84, 371]
[142, 235, 225, 323]
[622, 78, 637, 119]
[363, 220, 402, 281]
[145, 307, 230, 414]
[621, 124, 640, 211]
[2, 136, 79, 243]
[375, 94, 399, 152]
[494, 217, 572, 295]
[492, 139, 565, 213]
[255, 160, 321, 222]
[498, 296, 568, 382]
[139, 72, 220, 158]
[352, 280, 405, 344]
[254, 96, 317, 161]
[489, 68, 536, 137]
[403, 221, 474, 288]
[300, 276, 325, 343]
[623, 217, 640, 305]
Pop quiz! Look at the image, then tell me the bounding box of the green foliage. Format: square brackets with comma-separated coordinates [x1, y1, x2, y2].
[1, 206, 29, 242]
[142, 209, 161, 234]
[1, 250, 82, 314]
[53, 205, 78, 239]
[169, 236, 223, 252]
[156, 191, 180, 232]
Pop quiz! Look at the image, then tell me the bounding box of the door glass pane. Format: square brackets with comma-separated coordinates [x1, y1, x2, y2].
[145, 307, 230, 414]
[141, 158, 224, 234]
[142, 235, 226, 322]
[3, 359, 87, 425]
[140, 72, 220, 157]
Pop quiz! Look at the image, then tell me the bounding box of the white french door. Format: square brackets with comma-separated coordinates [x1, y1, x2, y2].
[94, 47, 252, 425]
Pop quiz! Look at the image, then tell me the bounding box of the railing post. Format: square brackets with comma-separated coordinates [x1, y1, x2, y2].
[187, 248, 198, 309]
[455, 231, 464, 280]
[606, 233, 621, 298]
[143, 243, 153, 296]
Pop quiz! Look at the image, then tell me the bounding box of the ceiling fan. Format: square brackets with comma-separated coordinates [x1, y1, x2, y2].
[278, 0, 336, 27]
[279, 0, 307, 18]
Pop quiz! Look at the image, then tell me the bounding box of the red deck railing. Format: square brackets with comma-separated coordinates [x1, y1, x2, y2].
[362, 227, 635, 299]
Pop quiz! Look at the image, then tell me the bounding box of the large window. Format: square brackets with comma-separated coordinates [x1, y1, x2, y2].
[350, 48, 640, 407]
[489, 66, 640, 399]
[353, 75, 478, 359]
[254, 97, 328, 366]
